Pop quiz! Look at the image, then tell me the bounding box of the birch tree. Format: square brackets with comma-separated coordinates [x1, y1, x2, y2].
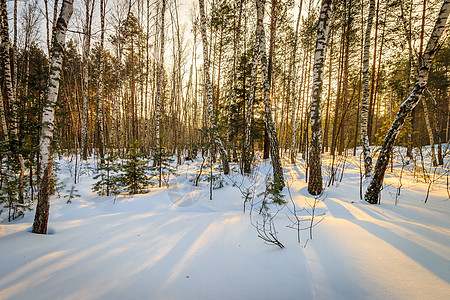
[33, 0, 74, 234]
[81, 0, 94, 160]
[97, 0, 106, 161]
[418, 0, 438, 167]
[256, 0, 284, 188]
[155, 0, 166, 186]
[308, 0, 332, 196]
[360, 0, 375, 178]
[365, 0, 450, 204]
[0, 0, 26, 203]
[198, 0, 230, 175]
[289, 0, 303, 164]
[0, 0, 13, 141]
[242, 30, 259, 174]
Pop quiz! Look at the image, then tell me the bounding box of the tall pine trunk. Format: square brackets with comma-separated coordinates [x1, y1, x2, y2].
[308, 0, 332, 196]
[33, 0, 74, 234]
[365, 0, 449, 204]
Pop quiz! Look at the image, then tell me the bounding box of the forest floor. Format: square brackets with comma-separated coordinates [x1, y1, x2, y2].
[0, 150, 449, 299]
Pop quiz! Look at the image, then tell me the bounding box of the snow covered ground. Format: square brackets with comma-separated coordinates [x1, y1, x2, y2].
[1, 152, 449, 299]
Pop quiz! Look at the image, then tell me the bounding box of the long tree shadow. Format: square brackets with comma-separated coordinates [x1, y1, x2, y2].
[324, 198, 450, 283]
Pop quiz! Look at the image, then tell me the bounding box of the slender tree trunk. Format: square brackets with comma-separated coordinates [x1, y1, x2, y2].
[360, 0, 375, 177]
[0, 1, 8, 139]
[257, 0, 284, 188]
[339, 0, 352, 155]
[308, 0, 332, 196]
[367, 0, 379, 142]
[323, 26, 333, 154]
[81, 0, 93, 160]
[228, 0, 243, 155]
[365, 0, 449, 204]
[264, 0, 277, 160]
[331, 28, 344, 156]
[418, 0, 438, 167]
[242, 35, 259, 174]
[400, 0, 414, 159]
[354, 0, 364, 156]
[198, 0, 230, 174]
[0, 0, 14, 140]
[155, 0, 166, 186]
[44, 0, 51, 54]
[421, 96, 438, 166]
[289, 0, 303, 164]
[97, 0, 105, 162]
[33, 0, 74, 234]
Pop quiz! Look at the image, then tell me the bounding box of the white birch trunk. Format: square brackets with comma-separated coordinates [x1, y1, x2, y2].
[155, 0, 166, 186]
[308, 0, 332, 196]
[365, 0, 449, 204]
[98, 0, 105, 161]
[256, 0, 284, 188]
[421, 96, 438, 166]
[1, 0, 25, 203]
[81, 0, 92, 160]
[289, 0, 303, 164]
[33, 0, 74, 234]
[242, 37, 259, 174]
[199, 0, 230, 175]
[360, 0, 375, 178]
[0, 0, 11, 141]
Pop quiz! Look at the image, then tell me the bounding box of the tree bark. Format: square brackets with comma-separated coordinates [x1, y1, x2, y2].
[242, 34, 259, 174]
[97, 0, 105, 162]
[289, 0, 303, 164]
[421, 96, 438, 166]
[155, 0, 166, 186]
[33, 0, 74, 234]
[256, 0, 284, 188]
[338, 0, 352, 155]
[0, 2, 11, 132]
[308, 0, 332, 196]
[81, 0, 93, 160]
[365, 0, 449, 204]
[361, 0, 375, 177]
[367, 0, 379, 142]
[198, 0, 230, 174]
[263, 0, 277, 161]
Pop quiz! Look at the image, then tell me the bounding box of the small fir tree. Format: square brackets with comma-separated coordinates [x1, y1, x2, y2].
[150, 140, 177, 187]
[93, 152, 120, 196]
[120, 141, 152, 194]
